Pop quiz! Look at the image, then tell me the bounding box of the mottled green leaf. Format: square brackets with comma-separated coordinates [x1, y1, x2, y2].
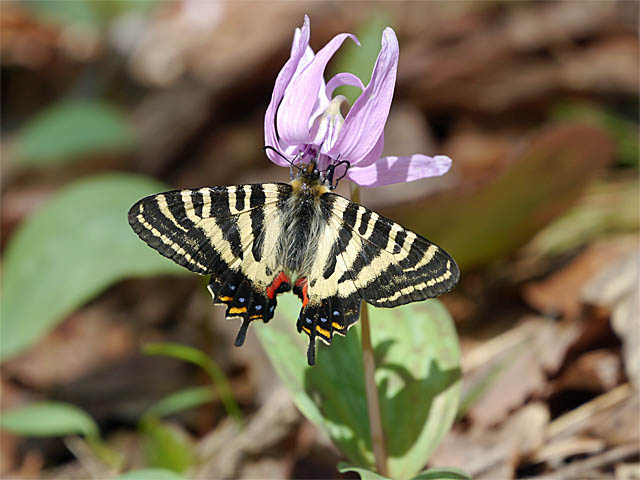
[0, 402, 99, 438]
[116, 469, 184, 480]
[0, 174, 184, 361]
[256, 295, 461, 480]
[15, 99, 135, 165]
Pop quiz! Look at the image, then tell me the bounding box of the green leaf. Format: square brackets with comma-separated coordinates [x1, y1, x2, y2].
[0, 402, 99, 438]
[338, 462, 391, 480]
[412, 467, 472, 480]
[140, 417, 196, 473]
[142, 342, 243, 425]
[15, 99, 135, 166]
[256, 295, 461, 480]
[143, 386, 216, 420]
[0, 173, 185, 361]
[116, 469, 185, 480]
[330, 12, 393, 106]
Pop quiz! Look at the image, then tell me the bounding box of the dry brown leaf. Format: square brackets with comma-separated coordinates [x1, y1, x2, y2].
[548, 383, 638, 445]
[463, 318, 578, 427]
[430, 402, 549, 479]
[535, 443, 639, 480]
[615, 463, 640, 480]
[532, 436, 606, 466]
[195, 387, 300, 479]
[553, 349, 622, 392]
[522, 239, 637, 320]
[583, 250, 640, 387]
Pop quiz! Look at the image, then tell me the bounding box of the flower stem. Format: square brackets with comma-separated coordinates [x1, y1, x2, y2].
[350, 184, 389, 477]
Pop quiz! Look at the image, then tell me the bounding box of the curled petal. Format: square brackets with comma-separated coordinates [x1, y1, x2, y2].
[347, 154, 452, 187]
[264, 16, 311, 166]
[277, 33, 359, 146]
[328, 28, 398, 164]
[325, 72, 365, 98]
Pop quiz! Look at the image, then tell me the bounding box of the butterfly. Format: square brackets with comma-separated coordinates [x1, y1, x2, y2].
[128, 157, 459, 365]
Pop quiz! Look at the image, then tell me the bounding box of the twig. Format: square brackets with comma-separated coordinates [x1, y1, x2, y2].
[535, 443, 639, 480]
[351, 183, 389, 477]
[547, 383, 632, 439]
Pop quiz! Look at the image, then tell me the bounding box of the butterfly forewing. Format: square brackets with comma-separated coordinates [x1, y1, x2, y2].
[311, 193, 459, 307]
[128, 184, 286, 275]
[128, 183, 296, 346]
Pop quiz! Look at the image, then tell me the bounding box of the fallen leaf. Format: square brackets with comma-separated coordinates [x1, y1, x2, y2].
[583, 251, 640, 387]
[553, 349, 622, 392]
[523, 238, 637, 320]
[463, 318, 578, 428]
[429, 402, 549, 479]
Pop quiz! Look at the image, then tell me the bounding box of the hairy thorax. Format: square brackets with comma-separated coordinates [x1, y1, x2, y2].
[278, 174, 330, 278]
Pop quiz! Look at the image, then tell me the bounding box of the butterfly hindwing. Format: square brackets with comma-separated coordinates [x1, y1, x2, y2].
[128, 183, 294, 344]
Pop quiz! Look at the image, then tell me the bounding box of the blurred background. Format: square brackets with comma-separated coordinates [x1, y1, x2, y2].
[1, 1, 638, 479]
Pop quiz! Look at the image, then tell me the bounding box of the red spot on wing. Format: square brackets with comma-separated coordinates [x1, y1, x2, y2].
[267, 271, 290, 299]
[295, 277, 309, 307]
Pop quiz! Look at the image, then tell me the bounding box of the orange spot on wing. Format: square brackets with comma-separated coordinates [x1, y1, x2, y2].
[332, 322, 344, 330]
[295, 277, 309, 307]
[229, 307, 247, 314]
[219, 296, 233, 302]
[316, 325, 330, 337]
[249, 314, 262, 320]
[267, 271, 290, 299]
[302, 326, 311, 335]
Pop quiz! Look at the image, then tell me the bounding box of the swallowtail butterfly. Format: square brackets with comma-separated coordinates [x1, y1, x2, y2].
[128, 159, 459, 365]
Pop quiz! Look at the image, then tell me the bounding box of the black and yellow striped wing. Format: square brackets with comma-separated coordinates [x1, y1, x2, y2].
[324, 193, 459, 307]
[294, 192, 459, 359]
[128, 184, 294, 346]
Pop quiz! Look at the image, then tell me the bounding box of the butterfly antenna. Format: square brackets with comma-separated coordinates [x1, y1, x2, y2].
[326, 159, 350, 190]
[263, 146, 304, 174]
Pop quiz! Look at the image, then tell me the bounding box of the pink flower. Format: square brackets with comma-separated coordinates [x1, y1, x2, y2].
[264, 16, 452, 187]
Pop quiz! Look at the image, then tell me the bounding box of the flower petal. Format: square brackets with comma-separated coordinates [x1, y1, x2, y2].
[325, 72, 365, 98]
[347, 154, 452, 187]
[351, 131, 384, 167]
[328, 28, 398, 164]
[264, 16, 311, 166]
[277, 33, 359, 146]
